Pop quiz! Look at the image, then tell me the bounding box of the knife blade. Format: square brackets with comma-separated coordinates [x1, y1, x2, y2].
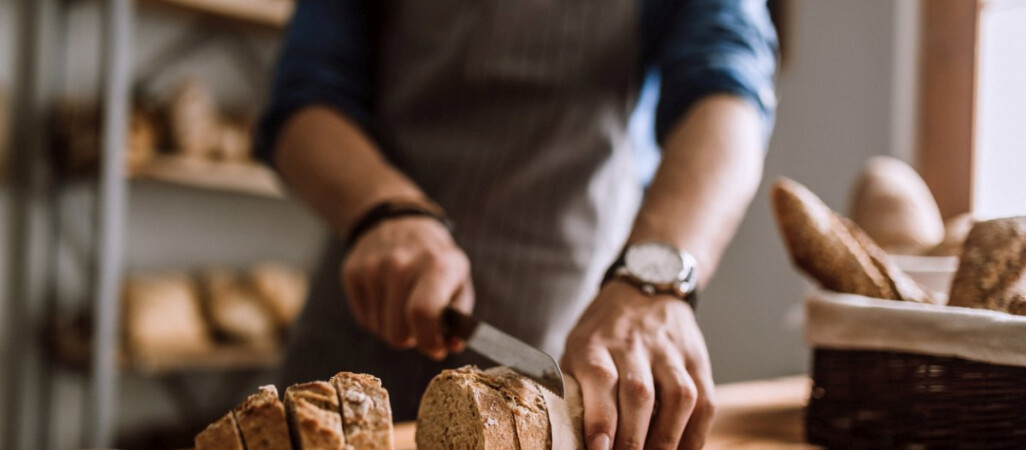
[443, 307, 565, 398]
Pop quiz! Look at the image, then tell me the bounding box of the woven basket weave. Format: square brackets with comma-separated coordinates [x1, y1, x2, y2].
[806, 348, 1026, 449]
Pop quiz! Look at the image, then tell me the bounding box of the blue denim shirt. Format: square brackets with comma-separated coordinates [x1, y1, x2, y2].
[256, 0, 778, 166]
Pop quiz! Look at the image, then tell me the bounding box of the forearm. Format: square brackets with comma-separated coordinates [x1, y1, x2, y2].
[629, 94, 765, 286]
[274, 106, 426, 236]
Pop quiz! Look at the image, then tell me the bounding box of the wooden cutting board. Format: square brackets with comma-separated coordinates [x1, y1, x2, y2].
[394, 376, 818, 449]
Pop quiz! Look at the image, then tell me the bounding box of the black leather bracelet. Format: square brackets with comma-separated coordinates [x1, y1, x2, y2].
[345, 200, 454, 248]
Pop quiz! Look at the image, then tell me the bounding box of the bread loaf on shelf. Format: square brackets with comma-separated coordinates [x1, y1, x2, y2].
[123, 273, 212, 358]
[249, 261, 309, 330]
[169, 77, 221, 159]
[849, 156, 944, 254]
[201, 268, 277, 345]
[285, 381, 347, 450]
[948, 217, 1026, 315]
[416, 366, 584, 450]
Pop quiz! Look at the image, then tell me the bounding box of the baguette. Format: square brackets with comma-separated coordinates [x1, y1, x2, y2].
[285, 381, 346, 450]
[234, 385, 294, 450]
[948, 217, 1026, 315]
[330, 372, 395, 450]
[841, 218, 934, 303]
[770, 178, 896, 299]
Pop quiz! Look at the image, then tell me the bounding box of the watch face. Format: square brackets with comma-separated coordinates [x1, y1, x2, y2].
[624, 242, 685, 285]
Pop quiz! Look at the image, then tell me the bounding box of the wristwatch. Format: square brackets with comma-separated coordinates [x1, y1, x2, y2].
[602, 241, 699, 308]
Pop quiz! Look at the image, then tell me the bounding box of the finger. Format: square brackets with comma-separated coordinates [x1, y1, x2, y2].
[646, 351, 697, 449]
[677, 364, 715, 450]
[446, 281, 474, 353]
[406, 255, 466, 360]
[380, 255, 415, 349]
[610, 349, 655, 450]
[572, 347, 618, 450]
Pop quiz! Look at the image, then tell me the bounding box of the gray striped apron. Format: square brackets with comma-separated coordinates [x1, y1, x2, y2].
[283, 0, 643, 420]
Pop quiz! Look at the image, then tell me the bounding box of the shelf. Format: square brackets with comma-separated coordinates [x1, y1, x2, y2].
[49, 314, 285, 376]
[142, 0, 293, 28]
[134, 154, 286, 199]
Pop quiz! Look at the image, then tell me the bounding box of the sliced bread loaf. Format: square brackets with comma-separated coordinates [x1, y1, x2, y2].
[417, 366, 583, 450]
[194, 411, 245, 450]
[285, 381, 346, 450]
[234, 385, 294, 450]
[331, 372, 395, 450]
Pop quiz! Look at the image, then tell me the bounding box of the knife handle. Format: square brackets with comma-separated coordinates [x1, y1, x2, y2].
[442, 307, 479, 341]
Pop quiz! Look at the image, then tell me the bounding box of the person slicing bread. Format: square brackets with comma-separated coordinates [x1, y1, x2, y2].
[256, 0, 777, 448]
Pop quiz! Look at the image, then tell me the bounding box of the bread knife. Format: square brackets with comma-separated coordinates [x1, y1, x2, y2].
[443, 307, 565, 398]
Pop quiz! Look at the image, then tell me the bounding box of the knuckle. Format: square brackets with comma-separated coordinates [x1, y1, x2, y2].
[621, 438, 644, 450]
[585, 363, 618, 385]
[623, 377, 654, 401]
[696, 397, 717, 418]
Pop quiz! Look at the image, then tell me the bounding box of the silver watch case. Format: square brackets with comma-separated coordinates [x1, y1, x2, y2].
[614, 241, 698, 299]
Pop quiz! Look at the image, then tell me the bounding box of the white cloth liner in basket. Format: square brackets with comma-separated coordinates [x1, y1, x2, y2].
[806, 290, 1026, 368]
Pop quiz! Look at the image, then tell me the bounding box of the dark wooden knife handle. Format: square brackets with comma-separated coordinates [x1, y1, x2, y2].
[442, 307, 479, 341]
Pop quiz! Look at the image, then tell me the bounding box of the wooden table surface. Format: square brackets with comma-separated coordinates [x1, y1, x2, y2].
[394, 375, 819, 449]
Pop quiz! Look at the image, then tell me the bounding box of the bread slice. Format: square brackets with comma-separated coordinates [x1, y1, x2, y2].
[841, 218, 934, 303]
[417, 366, 584, 450]
[234, 385, 294, 450]
[285, 381, 346, 450]
[948, 217, 1026, 315]
[330, 372, 395, 450]
[770, 178, 897, 299]
[195, 411, 245, 450]
[481, 367, 550, 450]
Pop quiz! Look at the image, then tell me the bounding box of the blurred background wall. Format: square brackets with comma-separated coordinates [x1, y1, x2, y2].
[0, 0, 932, 448]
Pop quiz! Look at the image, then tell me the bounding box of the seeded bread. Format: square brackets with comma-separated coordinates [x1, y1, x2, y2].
[771, 178, 897, 299]
[285, 381, 346, 450]
[948, 217, 1026, 315]
[417, 366, 584, 450]
[330, 372, 395, 450]
[849, 156, 944, 254]
[234, 385, 294, 450]
[195, 411, 245, 450]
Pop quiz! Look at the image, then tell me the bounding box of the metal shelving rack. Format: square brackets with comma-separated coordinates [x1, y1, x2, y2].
[4, 0, 294, 447]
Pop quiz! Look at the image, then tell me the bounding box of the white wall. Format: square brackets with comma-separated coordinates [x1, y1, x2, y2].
[699, 0, 911, 383]
[974, 1, 1026, 219]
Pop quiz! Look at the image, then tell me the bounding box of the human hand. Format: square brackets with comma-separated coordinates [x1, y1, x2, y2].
[563, 281, 715, 450]
[341, 216, 473, 360]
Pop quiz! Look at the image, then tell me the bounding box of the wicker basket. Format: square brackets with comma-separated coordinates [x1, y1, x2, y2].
[804, 291, 1026, 449]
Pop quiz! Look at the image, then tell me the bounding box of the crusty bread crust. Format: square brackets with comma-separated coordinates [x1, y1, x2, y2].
[949, 217, 1026, 315]
[195, 411, 245, 450]
[234, 385, 294, 450]
[771, 178, 897, 299]
[482, 367, 550, 450]
[417, 366, 519, 450]
[285, 381, 346, 450]
[330, 372, 395, 450]
[841, 218, 934, 303]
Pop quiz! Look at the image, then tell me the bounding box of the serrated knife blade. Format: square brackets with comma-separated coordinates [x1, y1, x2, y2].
[443, 307, 565, 398]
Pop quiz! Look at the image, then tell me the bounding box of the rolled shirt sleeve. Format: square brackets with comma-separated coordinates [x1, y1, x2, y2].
[254, 0, 374, 167]
[644, 0, 779, 145]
